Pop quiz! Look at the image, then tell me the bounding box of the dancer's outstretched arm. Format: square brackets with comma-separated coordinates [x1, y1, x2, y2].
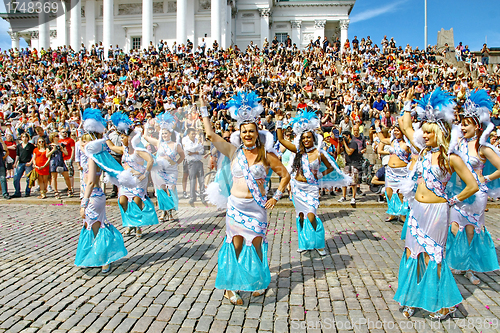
[199, 95, 237, 159]
[276, 113, 297, 153]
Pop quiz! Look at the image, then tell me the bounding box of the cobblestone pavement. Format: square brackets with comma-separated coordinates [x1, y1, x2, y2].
[1, 204, 500, 333]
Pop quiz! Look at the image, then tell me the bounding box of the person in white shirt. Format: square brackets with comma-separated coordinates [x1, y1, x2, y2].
[182, 128, 206, 206]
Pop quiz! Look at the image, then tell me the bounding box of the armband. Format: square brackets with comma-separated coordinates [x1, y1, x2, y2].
[200, 106, 209, 118]
[403, 101, 412, 112]
[317, 171, 324, 180]
[81, 198, 90, 209]
[375, 127, 381, 133]
[273, 190, 283, 201]
[276, 121, 284, 129]
[484, 175, 491, 183]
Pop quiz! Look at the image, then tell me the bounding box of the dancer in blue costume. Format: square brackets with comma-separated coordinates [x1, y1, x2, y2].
[447, 89, 500, 284]
[106, 112, 159, 238]
[144, 112, 185, 222]
[374, 121, 411, 222]
[276, 110, 351, 256]
[200, 93, 290, 305]
[395, 87, 478, 320]
[75, 109, 128, 273]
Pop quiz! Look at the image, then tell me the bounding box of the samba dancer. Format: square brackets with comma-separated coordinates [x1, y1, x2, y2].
[447, 89, 500, 284]
[202, 93, 290, 305]
[276, 111, 351, 256]
[75, 109, 128, 273]
[106, 112, 159, 238]
[144, 112, 185, 222]
[394, 88, 478, 319]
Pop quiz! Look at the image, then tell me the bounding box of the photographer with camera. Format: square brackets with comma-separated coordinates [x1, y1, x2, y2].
[47, 132, 74, 199]
[337, 130, 363, 205]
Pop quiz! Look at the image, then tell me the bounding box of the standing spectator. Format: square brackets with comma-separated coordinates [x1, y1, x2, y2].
[182, 128, 206, 206]
[0, 134, 9, 199]
[12, 133, 35, 198]
[58, 129, 76, 192]
[47, 132, 74, 199]
[32, 138, 50, 199]
[338, 131, 363, 204]
[4, 133, 16, 179]
[481, 43, 490, 69]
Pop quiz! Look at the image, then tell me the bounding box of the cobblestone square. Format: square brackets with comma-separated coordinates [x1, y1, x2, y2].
[1, 204, 500, 332]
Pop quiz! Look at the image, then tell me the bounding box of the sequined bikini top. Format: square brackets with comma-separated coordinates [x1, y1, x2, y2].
[231, 162, 267, 180]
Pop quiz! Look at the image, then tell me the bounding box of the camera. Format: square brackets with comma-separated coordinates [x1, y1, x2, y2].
[56, 145, 61, 150]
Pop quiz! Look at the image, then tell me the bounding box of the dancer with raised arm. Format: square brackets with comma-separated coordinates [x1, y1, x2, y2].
[75, 109, 128, 273]
[144, 112, 185, 222]
[201, 93, 290, 305]
[107, 112, 159, 238]
[447, 90, 500, 284]
[394, 88, 479, 320]
[373, 120, 411, 222]
[276, 110, 351, 256]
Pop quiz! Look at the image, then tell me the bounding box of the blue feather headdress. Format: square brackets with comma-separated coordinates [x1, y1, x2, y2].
[111, 112, 134, 135]
[83, 108, 107, 134]
[288, 109, 321, 149]
[155, 112, 176, 132]
[414, 87, 456, 136]
[227, 91, 264, 127]
[463, 89, 495, 145]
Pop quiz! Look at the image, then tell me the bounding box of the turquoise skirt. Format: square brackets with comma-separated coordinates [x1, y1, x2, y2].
[297, 216, 325, 250]
[215, 237, 271, 291]
[75, 223, 128, 267]
[156, 188, 179, 211]
[386, 193, 408, 216]
[446, 226, 499, 273]
[119, 197, 159, 227]
[393, 251, 463, 313]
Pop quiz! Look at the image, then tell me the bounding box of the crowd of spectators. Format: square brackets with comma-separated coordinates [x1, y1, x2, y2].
[0, 35, 500, 201]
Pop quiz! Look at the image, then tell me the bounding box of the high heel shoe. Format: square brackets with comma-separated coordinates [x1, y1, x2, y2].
[402, 306, 415, 318]
[101, 263, 111, 273]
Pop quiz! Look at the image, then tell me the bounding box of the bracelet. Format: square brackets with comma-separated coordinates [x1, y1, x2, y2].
[276, 121, 283, 129]
[200, 106, 209, 118]
[448, 195, 461, 207]
[484, 175, 491, 183]
[273, 190, 283, 201]
[317, 171, 324, 179]
[403, 101, 412, 112]
[375, 127, 381, 133]
[81, 198, 90, 208]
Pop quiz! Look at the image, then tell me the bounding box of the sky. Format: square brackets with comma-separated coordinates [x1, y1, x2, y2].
[0, 0, 498, 52]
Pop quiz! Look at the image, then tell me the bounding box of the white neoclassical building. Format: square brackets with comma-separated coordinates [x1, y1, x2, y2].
[4, 0, 355, 53]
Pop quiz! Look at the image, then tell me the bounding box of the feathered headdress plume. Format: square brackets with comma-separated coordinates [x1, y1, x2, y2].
[110, 112, 134, 135]
[414, 87, 456, 136]
[155, 112, 176, 132]
[287, 109, 321, 150]
[83, 108, 107, 134]
[463, 89, 495, 145]
[227, 91, 263, 127]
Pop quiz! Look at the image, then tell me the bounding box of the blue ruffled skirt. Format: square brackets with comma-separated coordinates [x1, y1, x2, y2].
[446, 226, 499, 272]
[119, 197, 159, 227]
[75, 224, 128, 267]
[215, 196, 271, 292]
[297, 216, 325, 250]
[157, 188, 179, 211]
[393, 251, 463, 313]
[386, 193, 408, 216]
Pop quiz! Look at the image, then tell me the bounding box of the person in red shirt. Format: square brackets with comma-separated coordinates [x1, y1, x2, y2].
[297, 97, 308, 110]
[58, 129, 76, 191]
[32, 139, 50, 199]
[4, 133, 16, 179]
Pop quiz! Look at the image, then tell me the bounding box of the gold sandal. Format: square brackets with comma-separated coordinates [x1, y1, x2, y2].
[224, 290, 243, 305]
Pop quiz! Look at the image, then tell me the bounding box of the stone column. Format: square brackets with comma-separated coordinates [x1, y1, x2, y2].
[70, 0, 81, 51]
[38, 0, 50, 50]
[142, 0, 153, 49]
[86, 0, 96, 48]
[8, 32, 19, 50]
[57, 0, 68, 47]
[176, 0, 187, 45]
[291, 20, 301, 48]
[340, 19, 349, 52]
[314, 19, 326, 41]
[211, 0, 220, 47]
[103, 0, 113, 56]
[259, 8, 270, 48]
